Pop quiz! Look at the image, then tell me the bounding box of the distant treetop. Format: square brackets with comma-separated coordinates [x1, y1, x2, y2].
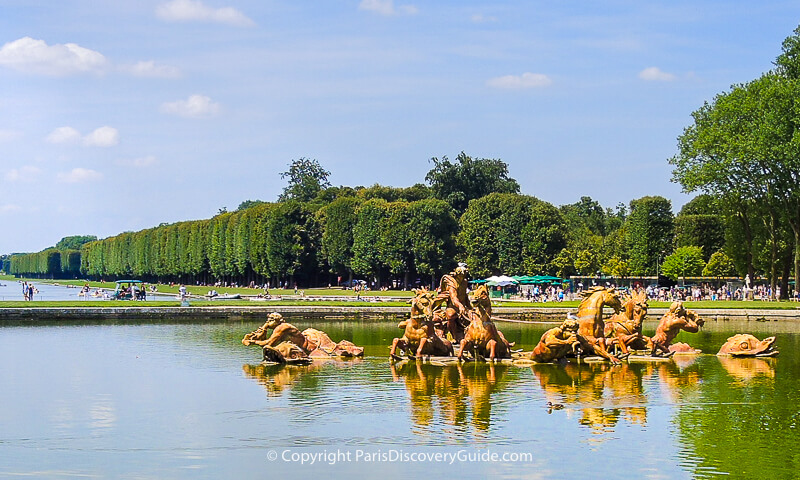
[55, 235, 97, 250]
[425, 151, 520, 213]
[279, 157, 332, 203]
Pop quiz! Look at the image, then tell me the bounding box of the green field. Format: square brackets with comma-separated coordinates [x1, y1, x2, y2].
[3, 275, 798, 310]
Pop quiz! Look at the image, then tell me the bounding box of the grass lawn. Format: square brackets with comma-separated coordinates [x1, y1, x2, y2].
[2, 275, 798, 310]
[0, 300, 410, 308]
[0, 275, 415, 298]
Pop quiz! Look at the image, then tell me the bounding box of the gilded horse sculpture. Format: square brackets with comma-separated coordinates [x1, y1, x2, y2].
[456, 284, 511, 361]
[574, 286, 624, 365]
[390, 287, 454, 359]
[604, 289, 651, 355]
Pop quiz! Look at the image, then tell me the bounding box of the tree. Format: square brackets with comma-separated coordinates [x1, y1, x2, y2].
[703, 250, 737, 278]
[406, 199, 459, 284]
[661, 246, 706, 283]
[279, 158, 331, 202]
[319, 197, 361, 277]
[551, 248, 576, 278]
[237, 199, 264, 211]
[55, 235, 97, 250]
[671, 28, 800, 292]
[352, 199, 388, 283]
[574, 249, 600, 276]
[265, 201, 320, 285]
[561, 196, 610, 236]
[425, 151, 520, 213]
[674, 214, 725, 261]
[458, 193, 564, 277]
[679, 194, 717, 216]
[625, 196, 674, 275]
[522, 200, 568, 275]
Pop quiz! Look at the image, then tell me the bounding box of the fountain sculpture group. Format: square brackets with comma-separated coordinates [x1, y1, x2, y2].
[240, 264, 779, 365]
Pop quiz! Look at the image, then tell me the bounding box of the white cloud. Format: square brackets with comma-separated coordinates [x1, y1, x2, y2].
[46, 126, 82, 144]
[359, 0, 418, 16]
[46, 126, 119, 146]
[0, 129, 22, 142]
[487, 72, 552, 89]
[83, 126, 119, 147]
[117, 155, 157, 167]
[160, 94, 220, 118]
[638, 66, 676, 82]
[0, 204, 21, 214]
[5, 166, 42, 182]
[57, 168, 103, 183]
[122, 60, 181, 78]
[0, 37, 107, 76]
[471, 14, 497, 23]
[156, 0, 255, 27]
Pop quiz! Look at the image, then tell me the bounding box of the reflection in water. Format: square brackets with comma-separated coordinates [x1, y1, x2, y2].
[655, 358, 703, 405]
[2, 320, 799, 479]
[530, 363, 648, 435]
[242, 359, 364, 396]
[717, 356, 776, 383]
[389, 361, 510, 437]
[530, 360, 705, 438]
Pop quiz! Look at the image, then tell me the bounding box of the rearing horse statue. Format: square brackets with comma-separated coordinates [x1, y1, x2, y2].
[574, 286, 623, 365]
[390, 287, 454, 359]
[604, 289, 651, 355]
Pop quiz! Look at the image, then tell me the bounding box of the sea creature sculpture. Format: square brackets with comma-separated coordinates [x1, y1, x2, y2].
[390, 287, 454, 359]
[303, 328, 364, 358]
[242, 312, 313, 350]
[262, 341, 312, 364]
[668, 342, 702, 354]
[574, 286, 624, 365]
[242, 312, 364, 361]
[717, 334, 778, 357]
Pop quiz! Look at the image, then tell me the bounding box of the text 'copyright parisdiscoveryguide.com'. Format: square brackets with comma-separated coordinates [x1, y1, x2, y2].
[267, 448, 534, 466]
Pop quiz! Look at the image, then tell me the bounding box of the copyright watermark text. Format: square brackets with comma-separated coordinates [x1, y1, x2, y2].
[268, 448, 532, 466]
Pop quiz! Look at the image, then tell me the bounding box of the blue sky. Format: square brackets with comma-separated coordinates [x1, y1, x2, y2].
[1, 0, 799, 254]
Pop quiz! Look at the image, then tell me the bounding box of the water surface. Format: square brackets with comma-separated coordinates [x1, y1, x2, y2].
[0, 318, 797, 479]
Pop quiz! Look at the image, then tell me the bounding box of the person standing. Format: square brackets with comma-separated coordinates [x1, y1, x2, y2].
[22, 281, 28, 301]
[28, 283, 34, 301]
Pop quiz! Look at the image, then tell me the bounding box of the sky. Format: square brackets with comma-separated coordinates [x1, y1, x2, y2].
[1, 0, 800, 254]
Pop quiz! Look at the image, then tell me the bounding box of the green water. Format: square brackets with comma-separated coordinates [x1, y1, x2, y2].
[0, 317, 798, 479]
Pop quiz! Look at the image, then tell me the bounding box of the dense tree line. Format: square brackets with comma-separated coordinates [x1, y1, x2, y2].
[7, 235, 94, 279]
[6, 121, 795, 293]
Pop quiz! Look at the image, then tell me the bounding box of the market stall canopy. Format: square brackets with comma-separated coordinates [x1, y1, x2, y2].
[513, 275, 564, 285]
[484, 275, 519, 287]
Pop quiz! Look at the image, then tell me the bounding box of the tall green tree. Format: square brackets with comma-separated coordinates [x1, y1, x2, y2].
[279, 158, 331, 202]
[458, 193, 565, 277]
[352, 199, 388, 283]
[425, 151, 520, 213]
[625, 196, 675, 275]
[672, 27, 800, 290]
[674, 214, 724, 261]
[319, 197, 361, 278]
[405, 199, 459, 285]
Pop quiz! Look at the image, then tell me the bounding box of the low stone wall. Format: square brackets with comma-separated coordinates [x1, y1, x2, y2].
[1, 305, 799, 322]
